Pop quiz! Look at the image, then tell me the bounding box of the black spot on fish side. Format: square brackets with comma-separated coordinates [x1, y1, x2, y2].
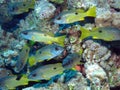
[53, 67, 57, 70]
[23, 4, 26, 6]
[75, 12, 78, 15]
[32, 73, 37, 77]
[98, 30, 102, 33]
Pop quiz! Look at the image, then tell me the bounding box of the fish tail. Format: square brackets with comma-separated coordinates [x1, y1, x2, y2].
[79, 27, 90, 40]
[56, 35, 66, 46]
[28, 56, 37, 66]
[86, 6, 96, 17]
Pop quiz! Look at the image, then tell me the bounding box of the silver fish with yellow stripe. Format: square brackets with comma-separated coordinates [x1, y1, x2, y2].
[0, 75, 28, 89]
[20, 30, 66, 46]
[28, 63, 64, 80]
[29, 44, 64, 66]
[54, 6, 96, 24]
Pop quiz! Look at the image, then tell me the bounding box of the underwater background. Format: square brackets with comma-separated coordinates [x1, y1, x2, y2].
[0, 0, 120, 90]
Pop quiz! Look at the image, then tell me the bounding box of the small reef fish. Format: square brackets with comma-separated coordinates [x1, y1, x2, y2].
[62, 53, 81, 69]
[8, 0, 35, 15]
[28, 63, 64, 80]
[54, 6, 96, 24]
[0, 75, 28, 89]
[13, 45, 30, 73]
[80, 26, 120, 41]
[20, 30, 66, 46]
[29, 44, 64, 66]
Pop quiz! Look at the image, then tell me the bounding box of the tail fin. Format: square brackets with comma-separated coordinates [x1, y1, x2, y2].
[79, 27, 90, 40]
[56, 35, 66, 47]
[86, 6, 96, 17]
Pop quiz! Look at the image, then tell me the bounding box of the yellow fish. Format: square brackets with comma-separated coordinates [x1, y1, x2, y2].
[8, 0, 35, 15]
[28, 63, 64, 81]
[80, 26, 120, 41]
[54, 6, 96, 24]
[0, 75, 28, 89]
[29, 44, 64, 66]
[20, 30, 66, 46]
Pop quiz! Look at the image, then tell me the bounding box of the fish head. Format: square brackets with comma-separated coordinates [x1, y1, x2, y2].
[28, 69, 44, 81]
[20, 30, 34, 40]
[54, 13, 67, 24]
[34, 44, 64, 61]
[51, 44, 64, 57]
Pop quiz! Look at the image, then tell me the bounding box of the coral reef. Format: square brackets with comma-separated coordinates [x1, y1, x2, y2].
[95, 12, 120, 29]
[67, 0, 109, 9]
[67, 0, 97, 9]
[0, 0, 120, 89]
[18, 11, 59, 34]
[109, 0, 120, 9]
[34, 0, 56, 20]
[101, 52, 120, 87]
[82, 40, 111, 63]
[85, 62, 109, 90]
[0, 26, 25, 52]
[0, 25, 26, 68]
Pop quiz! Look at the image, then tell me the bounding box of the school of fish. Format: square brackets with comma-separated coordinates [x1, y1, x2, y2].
[0, 0, 120, 89]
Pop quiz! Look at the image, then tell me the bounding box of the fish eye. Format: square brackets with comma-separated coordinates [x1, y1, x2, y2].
[32, 73, 37, 77]
[12, 7, 15, 10]
[53, 67, 57, 70]
[23, 32, 28, 35]
[57, 17, 61, 20]
[98, 30, 102, 33]
[75, 12, 78, 15]
[39, 51, 41, 54]
[55, 47, 59, 51]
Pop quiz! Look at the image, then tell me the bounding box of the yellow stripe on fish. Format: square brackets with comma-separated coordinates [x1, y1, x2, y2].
[28, 63, 64, 80]
[54, 6, 96, 24]
[28, 44, 64, 66]
[80, 26, 120, 41]
[0, 75, 28, 89]
[20, 30, 66, 46]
